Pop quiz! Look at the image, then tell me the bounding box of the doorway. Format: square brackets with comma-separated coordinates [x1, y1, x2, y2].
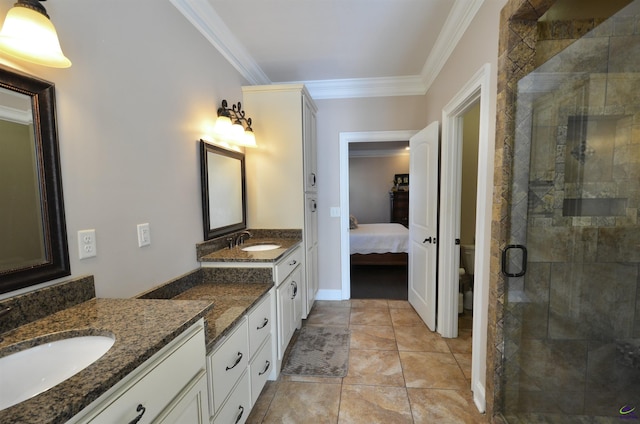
[339, 131, 417, 301]
[348, 141, 410, 300]
[439, 63, 494, 412]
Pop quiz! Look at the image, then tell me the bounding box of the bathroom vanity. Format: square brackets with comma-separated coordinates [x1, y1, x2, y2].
[0, 293, 213, 423]
[198, 232, 304, 377]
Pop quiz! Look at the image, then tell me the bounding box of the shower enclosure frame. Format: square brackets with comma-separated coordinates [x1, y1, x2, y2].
[489, 0, 640, 421]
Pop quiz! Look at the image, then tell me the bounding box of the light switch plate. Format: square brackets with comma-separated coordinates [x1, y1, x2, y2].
[137, 223, 150, 247]
[330, 207, 341, 217]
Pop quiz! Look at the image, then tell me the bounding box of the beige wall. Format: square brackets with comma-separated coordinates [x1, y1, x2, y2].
[315, 95, 428, 292]
[314, 0, 506, 294]
[0, 0, 507, 301]
[349, 154, 410, 224]
[460, 103, 480, 246]
[0, 0, 247, 299]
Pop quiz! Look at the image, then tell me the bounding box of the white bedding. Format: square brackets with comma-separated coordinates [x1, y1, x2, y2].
[349, 223, 409, 255]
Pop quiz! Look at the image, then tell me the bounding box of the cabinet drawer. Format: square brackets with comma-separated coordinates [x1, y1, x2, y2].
[247, 294, 272, 359]
[213, 371, 250, 424]
[249, 335, 272, 407]
[82, 322, 205, 423]
[209, 318, 249, 414]
[275, 246, 302, 286]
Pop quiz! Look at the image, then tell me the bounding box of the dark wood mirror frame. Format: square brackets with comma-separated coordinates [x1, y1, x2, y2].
[200, 140, 247, 240]
[0, 66, 70, 294]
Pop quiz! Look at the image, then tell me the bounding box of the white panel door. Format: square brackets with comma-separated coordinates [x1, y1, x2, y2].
[408, 121, 439, 331]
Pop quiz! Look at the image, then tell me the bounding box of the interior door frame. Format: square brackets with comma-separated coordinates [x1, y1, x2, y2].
[338, 130, 418, 300]
[439, 63, 493, 412]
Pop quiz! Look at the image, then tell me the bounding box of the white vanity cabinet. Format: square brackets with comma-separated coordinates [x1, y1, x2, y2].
[208, 291, 275, 424]
[208, 317, 250, 424]
[68, 319, 209, 424]
[274, 247, 303, 368]
[243, 84, 318, 318]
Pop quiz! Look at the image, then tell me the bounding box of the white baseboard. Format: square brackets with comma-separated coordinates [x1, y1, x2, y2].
[473, 381, 486, 413]
[315, 289, 343, 301]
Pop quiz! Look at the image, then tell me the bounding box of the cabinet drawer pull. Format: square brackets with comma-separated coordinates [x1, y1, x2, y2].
[235, 405, 245, 424]
[289, 260, 297, 266]
[127, 404, 146, 424]
[226, 352, 243, 371]
[259, 360, 271, 376]
[257, 318, 269, 330]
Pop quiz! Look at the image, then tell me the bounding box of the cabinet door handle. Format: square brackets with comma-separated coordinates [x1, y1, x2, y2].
[235, 405, 245, 424]
[291, 281, 298, 299]
[127, 404, 146, 424]
[226, 352, 243, 371]
[311, 173, 316, 186]
[257, 318, 269, 330]
[259, 360, 271, 375]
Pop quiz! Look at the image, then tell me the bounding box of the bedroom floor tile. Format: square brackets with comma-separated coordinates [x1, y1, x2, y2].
[249, 300, 489, 423]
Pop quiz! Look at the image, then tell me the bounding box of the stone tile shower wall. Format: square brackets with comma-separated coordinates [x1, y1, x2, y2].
[499, 2, 640, 419]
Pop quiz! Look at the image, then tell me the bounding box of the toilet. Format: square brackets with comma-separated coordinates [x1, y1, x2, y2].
[461, 245, 475, 310]
[461, 245, 475, 276]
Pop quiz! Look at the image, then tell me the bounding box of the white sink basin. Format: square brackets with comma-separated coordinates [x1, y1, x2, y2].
[241, 243, 281, 252]
[0, 334, 115, 410]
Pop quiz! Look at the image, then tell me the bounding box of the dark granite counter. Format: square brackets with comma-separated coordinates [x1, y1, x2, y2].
[196, 228, 302, 262]
[0, 297, 213, 424]
[172, 282, 273, 352]
[200, 237, 301, 263]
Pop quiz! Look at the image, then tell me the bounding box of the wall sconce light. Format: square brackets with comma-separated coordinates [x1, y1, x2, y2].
[0, 0, 71, 68]
[214, 99, 256, 147]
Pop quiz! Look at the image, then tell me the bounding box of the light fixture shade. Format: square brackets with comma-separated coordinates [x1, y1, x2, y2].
[229, 121, 245, 142]
[0, 4, 71, 68]
[213, 115, 232, 135]
[240, 129, 256, 147]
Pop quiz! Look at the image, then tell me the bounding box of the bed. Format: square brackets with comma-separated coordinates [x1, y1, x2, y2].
[349, 223, 409, 266]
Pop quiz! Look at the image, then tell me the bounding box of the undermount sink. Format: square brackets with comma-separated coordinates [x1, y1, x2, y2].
[0, 334, 115, 411]
[241, 243, 281, 252]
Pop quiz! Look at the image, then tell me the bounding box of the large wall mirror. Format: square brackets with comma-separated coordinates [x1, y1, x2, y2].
[199, 140, 246, 240]
[0, 67, 69, 294]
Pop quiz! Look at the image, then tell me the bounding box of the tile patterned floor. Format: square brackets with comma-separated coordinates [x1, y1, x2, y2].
[247, 300, 487, 424]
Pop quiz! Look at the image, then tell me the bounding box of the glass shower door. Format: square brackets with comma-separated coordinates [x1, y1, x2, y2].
[502, 1, 640, 421]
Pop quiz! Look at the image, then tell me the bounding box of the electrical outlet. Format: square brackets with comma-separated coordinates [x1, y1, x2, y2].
[78, 229, 97, 259]
[137, 223, 150, 247]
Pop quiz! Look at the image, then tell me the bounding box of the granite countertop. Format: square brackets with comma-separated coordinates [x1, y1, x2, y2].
[0, 298, 213, 424]
[171, 282, 273, 352]
[200, 237, 301, 263]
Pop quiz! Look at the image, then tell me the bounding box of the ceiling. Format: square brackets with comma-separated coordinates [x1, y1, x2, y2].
[170, 0, 485, 99]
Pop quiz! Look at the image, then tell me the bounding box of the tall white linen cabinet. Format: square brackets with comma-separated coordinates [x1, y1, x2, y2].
[242, 84, 318, 318]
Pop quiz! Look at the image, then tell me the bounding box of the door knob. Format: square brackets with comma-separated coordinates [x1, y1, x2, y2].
[423, 237, 436, 244]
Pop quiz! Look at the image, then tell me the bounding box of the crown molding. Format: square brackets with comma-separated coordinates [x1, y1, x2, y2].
[420, 0, 485, 90]
[296, 75, 426, 100]
[169, 0, 270, 85]
[171, 0, 484, 99]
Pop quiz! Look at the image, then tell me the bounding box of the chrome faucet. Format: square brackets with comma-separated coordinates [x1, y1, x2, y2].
[234, 230, 252, 247]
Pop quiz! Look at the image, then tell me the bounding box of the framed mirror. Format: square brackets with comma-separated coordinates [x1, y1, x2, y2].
[200, 140, 247, 240]
[0, 67, 70, 294]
